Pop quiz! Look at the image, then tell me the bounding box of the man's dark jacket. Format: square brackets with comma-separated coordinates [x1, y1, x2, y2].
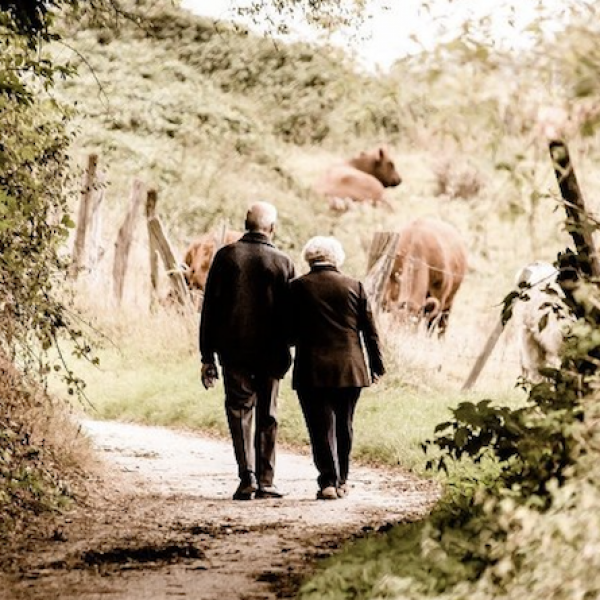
[200, 231, 296, 379]
[288, 264, 385, 389]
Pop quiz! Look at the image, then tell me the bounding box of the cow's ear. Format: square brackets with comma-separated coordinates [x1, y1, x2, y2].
[378, 147, 385, 160]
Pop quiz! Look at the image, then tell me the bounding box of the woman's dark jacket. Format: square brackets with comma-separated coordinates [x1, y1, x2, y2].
[288, 264, 385, 390]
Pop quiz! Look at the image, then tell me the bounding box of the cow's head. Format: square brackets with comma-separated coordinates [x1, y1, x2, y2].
[387, 297, 444, 335]
[182, 230, 243, 292]
[383, 270, 442, 333]
[354, 147, 402, 188]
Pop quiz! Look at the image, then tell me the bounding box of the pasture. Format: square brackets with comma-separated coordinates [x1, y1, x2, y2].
[58, 137, 548, 479]
[60, 296, 525, 473]
[56, 130, 551, 476]
[49, 1, 586, 474]
[37, 3, 600, 598]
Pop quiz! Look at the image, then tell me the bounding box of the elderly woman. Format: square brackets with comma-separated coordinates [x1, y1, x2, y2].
[289, 236, 385, 500]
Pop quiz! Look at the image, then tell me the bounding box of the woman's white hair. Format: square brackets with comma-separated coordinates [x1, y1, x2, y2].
[302, 236, 345, 268]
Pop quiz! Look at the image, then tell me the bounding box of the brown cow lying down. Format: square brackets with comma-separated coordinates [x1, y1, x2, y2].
[314, 146, 402, 212]
[383, 217, 468, 335]
[183, 229, 243, 295]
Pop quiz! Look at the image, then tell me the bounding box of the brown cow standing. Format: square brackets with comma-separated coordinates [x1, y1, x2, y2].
[183, 229, 243, 299]
[314, 146, 402, 212]
[383, 218, 468, 335]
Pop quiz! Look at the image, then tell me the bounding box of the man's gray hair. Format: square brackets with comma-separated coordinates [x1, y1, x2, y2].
[246, 201, 278, 232]
[302, 236, 345, 268]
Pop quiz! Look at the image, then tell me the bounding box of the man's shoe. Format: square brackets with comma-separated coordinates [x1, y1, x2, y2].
[316, 486, 338, 500]
[232, 489, 254, 501]
[255, 485, 288, 499]
[232, 475, 258, 501]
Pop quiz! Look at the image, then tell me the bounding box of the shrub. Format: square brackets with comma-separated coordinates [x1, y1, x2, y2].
[433, 157, 484, 200]
[0, 351, 90, 537]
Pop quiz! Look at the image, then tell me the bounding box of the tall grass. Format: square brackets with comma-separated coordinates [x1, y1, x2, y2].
[48, 0, 576, 493]
[57, 275, 526, 477]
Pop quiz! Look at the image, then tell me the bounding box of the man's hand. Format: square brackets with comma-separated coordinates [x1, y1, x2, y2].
[201, 363, 219, 390]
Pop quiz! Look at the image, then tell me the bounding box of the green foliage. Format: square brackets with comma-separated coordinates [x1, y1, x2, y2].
[0, 0, 74, 37]
[0, 0, 113, 387]
[0, 96, 72, 345]
[0, 11, 71, 103]
[0, 93, 99, 395]
[76, 6, 366, 146]
[0, 0, 109, 530]
[425, 394, 581, 502]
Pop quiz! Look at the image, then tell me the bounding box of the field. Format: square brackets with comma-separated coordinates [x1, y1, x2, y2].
[51, 5, 573, 466]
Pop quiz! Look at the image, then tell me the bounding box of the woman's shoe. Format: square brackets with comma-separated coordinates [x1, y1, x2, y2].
[337, 483, 349, 498]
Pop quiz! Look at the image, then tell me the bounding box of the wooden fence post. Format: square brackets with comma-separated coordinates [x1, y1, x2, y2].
[87, 171, 106, 288]
[461, 319, 505, 392]
[147, 216, 191, 309]
[113, 179, 145, 304]
[70, 153, 98, 279]
[146, 188, 159, 298]
[364, 232, 399, 310]
[549, 139, 600, 278]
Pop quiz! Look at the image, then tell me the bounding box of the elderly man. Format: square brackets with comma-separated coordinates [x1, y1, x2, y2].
[199, 201, 296, 500]
[289, 236, 385, 500]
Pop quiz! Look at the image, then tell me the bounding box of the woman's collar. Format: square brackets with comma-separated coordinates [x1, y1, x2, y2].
[309, 261, 338, 271]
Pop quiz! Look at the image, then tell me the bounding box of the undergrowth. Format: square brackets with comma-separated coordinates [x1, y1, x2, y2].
[0, 352, 92, 538]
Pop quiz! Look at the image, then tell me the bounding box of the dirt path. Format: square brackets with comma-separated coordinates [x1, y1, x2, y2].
[2, 420, 439, 600]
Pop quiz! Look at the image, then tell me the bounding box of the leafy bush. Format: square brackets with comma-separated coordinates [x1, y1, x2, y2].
[0, 96, 71, 349]
[0, 0, 99, 534]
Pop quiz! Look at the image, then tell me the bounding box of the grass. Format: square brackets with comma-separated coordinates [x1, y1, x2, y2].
[54, 294, 526, 478]
[297, 521, 434, 600]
